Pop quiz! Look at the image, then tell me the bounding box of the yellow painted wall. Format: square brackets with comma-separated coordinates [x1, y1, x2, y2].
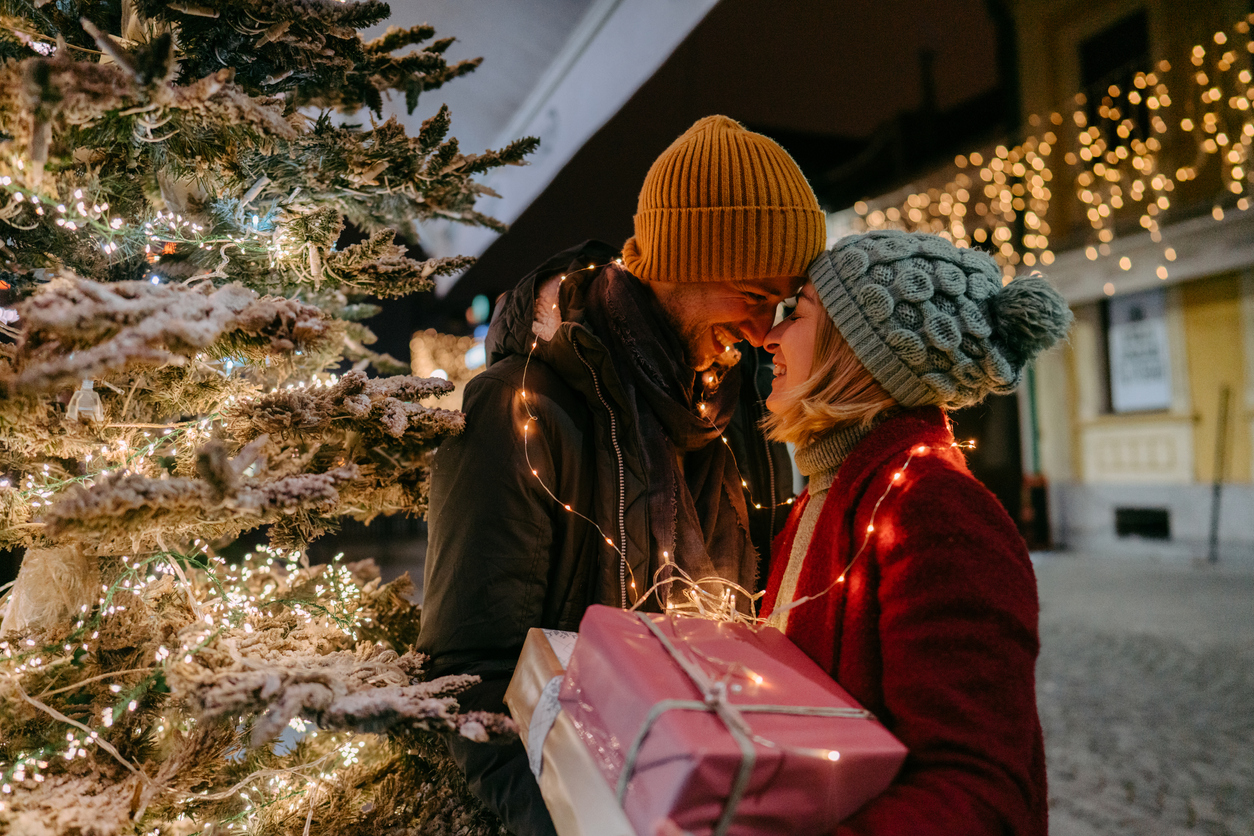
[1012, 0, 1251, 120]
[1064, 303, 1102, 479]
[1182, 275, 1250, 483]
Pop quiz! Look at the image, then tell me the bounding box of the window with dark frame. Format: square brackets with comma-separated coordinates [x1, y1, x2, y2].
[1114, 507, 1171, 539]
[1079, 10, 1152, 145]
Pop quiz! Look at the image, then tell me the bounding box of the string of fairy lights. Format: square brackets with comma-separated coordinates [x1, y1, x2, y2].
[0, 16, 513, 836]
[6, 369, 353, 524]
[517, 261, 639, 607]
[0, 167, 291, 285]
[763, 440, 975, 627]
[9, 417, 215, 505]
[2, 375, 355, 823]
[0, 543, 375, 825]
[516, 260, 808, 614]
[0, 135, 372, 831]
[0, 49, 421, 832]
[0, 151, 353, 509]
[512, 260, 983, 626]
[852, 14, 1254, 295]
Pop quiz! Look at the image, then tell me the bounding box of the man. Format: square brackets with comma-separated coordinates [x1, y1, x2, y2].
[417, 115, 826, 834]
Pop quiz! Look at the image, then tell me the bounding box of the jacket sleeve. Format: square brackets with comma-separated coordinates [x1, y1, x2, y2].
[835, 465, 1046, 836]
[416, 365, 561, 678]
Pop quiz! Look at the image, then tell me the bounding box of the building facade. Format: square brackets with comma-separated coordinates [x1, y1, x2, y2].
[840, 0, 1254, 563]
[1022, 0, 1254, 562]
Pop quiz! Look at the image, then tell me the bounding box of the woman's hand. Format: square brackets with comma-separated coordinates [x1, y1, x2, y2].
[654, 820, 694, 836]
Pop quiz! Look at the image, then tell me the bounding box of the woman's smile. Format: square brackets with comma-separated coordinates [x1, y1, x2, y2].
[763, 283, 821, 413]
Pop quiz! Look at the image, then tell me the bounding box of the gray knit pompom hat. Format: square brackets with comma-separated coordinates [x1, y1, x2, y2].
[810, 229, 1073, 410]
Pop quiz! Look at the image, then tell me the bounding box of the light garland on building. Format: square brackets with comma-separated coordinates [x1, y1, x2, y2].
[852, 14, 1254, 293]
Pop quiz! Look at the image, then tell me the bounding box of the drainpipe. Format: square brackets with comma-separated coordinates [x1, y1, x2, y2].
[1025, 364, 1042, 476]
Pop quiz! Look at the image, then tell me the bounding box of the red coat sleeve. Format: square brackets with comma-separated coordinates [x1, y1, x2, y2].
[834, 463, 1047, 836]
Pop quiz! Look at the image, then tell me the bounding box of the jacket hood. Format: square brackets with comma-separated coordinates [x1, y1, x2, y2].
[485, 240, 622, 369]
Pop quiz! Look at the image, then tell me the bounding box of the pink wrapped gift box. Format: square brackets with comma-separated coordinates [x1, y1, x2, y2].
[560, 605, 907, 836]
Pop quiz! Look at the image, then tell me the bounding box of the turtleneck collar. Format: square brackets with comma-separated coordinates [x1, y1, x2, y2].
[794, 422, 877, 491]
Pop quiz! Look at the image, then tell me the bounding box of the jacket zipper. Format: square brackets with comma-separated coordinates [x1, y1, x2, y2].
[573, 339, 629, 608]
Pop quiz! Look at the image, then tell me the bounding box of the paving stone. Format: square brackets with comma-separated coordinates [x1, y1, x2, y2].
[1035, 557, 1254, 836]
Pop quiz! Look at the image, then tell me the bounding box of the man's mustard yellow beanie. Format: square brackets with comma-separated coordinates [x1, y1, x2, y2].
[621, 115, 827, 283]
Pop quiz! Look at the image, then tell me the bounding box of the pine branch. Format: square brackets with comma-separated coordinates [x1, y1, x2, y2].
[0, 3, 528, 830]
[8, 275, 339, 394]
[228, 369, 460, 442]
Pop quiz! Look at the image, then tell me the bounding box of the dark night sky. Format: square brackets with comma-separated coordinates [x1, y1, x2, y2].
[440, 0, 1004, 314]
[363, 0, 1008, 355]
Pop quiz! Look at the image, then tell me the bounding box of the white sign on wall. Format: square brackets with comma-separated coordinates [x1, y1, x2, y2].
[1108, 288, 1172, 413]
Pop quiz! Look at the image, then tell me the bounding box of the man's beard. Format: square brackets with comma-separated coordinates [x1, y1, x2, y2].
[677, 322, 710, 370]
[650, 301, 707, 370]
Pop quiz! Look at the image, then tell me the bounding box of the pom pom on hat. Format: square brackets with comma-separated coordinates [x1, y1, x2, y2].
[810, 230, 1073, 410]
[988, 273, 1075, 365]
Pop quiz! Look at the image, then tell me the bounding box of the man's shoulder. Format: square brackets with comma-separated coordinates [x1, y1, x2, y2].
[467, 353, 591, 419]
[470, 354, 528, 387]
[473, 353, 570, 392]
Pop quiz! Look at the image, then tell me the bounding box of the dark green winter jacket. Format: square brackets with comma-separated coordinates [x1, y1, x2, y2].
[417, 242, 792, 678]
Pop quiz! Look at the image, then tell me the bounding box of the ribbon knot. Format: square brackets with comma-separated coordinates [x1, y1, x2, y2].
[617, 613, 876, 836]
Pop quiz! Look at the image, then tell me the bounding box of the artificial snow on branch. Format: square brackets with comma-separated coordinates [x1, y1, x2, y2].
[0, 0, 531, 831]
[9, 275, 339, 393]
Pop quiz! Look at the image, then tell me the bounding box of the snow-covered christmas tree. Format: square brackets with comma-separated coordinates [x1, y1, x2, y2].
[0, 1, 533, 832]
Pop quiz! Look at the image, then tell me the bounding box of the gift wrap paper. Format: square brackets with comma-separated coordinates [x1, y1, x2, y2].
[504, 628, 634, 836]
[560, 605, 908, 836]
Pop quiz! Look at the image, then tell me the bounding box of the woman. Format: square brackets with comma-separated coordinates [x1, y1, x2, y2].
[759, 229, 1071, 835]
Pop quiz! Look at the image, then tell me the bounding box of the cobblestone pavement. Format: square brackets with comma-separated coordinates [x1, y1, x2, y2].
[1034, 557, 1254, 836]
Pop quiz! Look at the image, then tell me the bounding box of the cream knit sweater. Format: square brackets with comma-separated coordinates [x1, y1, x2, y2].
[765, 424, 874, 632]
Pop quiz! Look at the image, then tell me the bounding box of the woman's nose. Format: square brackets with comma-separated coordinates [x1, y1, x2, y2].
[763, 319, 787, 353]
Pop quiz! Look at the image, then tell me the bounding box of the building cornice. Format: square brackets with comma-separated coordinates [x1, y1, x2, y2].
[1047, 206, 1254, 304]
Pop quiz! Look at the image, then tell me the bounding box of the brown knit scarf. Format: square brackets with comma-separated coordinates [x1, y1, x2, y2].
[583, 265, 755, 605]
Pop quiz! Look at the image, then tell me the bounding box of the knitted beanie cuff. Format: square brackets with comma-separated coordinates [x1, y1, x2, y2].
[809, 251, 932, 408]
[624, 206, 827, 283]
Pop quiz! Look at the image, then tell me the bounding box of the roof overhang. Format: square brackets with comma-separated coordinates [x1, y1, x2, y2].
[423, 0, 721, 296]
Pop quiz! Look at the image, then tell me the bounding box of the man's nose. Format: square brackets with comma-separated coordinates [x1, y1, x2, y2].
[740, 310, 776, 347]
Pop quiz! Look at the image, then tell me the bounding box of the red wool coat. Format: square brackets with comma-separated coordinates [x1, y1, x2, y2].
[761, 407, 1047, 836]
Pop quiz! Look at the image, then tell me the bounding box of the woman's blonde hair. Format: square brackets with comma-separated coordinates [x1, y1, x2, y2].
[762, 304, 897, 447]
